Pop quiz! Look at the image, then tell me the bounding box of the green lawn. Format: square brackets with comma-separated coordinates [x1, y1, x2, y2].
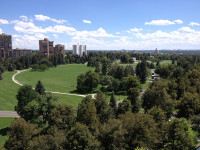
[0, 117, 14, 148]
[0, 71, 19, 111]
[103, 91, 127, 102]
[16, 64, 94, 94]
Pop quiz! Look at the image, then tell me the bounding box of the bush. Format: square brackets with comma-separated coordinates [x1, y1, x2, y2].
[8, 64, 15, 71]
[32, 64, 39, 70]
[39, 64, 48, 71]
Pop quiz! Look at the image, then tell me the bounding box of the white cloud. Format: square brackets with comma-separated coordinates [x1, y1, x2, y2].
[0, 19, 9, 24]
[116, 32, 120, 34]
[0, 28, 2, 34]
[178, 27, 195, 33]
[35, 14, 67, 24]
[20, 16, 28, 21]
[128, 28, 143, 33]
[83, 20, 92, 24]
[53, 34, 58, 38]
[174, 19, 183, 24]
[145, 19, 183, 25]
[189, 22, 200, 26]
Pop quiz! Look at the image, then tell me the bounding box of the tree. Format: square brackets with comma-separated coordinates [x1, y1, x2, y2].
[110, 91, 116, 109]
[94, 91, 114, 123]
[117, 99, 132, 115]
[99, 119, 126, 149]
[0, 70, 2, 80]
[39, 64, 48, 71]
[8, 63, 14, 71]
[48, 104, 75, 130]
[77, 70, 99, 93]
[32, 64, 39, 70]
[124, 65, 135, 77]
[120, 112, 159, 149]
[77, 96, 99, 133]
[136, 61, 147, 84]
[95, 62, 100, 73]
[15, 85, 38, 118]
[5, 118, 39, 150]
[121, 53, 130, 64]
[35, 80, 46, 95]
[178, 92, 200, 119]
[142, 80, 174, 118]
[66, 122, 100, 149]
[167, 118, 195, 150]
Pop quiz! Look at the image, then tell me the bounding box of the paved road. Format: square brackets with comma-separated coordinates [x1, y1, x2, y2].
[0, 111, 19, 117]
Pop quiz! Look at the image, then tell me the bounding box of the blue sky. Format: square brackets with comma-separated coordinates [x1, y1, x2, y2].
[0, 0, 200, 50]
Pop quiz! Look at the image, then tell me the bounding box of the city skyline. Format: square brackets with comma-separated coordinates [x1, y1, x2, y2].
[0, 0, 200, 50]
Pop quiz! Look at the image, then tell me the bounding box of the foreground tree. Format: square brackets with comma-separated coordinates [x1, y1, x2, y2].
[15, 85, 38, 118]
[66, 122, 100, 149]
[99, 119, 126, 149]
[35, 80, 46, 95]
[48, 104, 75, 130]
[5, 118, 39, 150]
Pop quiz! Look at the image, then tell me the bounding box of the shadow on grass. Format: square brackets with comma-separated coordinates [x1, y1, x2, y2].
[0, 127, 9, 136]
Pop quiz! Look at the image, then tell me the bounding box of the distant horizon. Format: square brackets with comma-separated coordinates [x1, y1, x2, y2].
[0, 0, 200, 50]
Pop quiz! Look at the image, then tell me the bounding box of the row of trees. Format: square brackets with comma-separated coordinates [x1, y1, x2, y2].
[4, 83, 197, 149]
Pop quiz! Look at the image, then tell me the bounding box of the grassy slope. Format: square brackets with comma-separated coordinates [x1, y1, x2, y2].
[0, 117, 14, 148]
[16, 64, 94, 94]
[0, 71, 19, 111]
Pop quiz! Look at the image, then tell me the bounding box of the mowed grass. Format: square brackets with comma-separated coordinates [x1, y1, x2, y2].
[0, 117, 14, 148]
[16, 64, 94, 94]
[0, 71, 19, 111]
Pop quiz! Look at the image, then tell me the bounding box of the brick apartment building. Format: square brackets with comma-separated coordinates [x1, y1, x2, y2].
[12, 48, 32, 59]
[39, 38, 65, 57]
[0, 33, 12, 58]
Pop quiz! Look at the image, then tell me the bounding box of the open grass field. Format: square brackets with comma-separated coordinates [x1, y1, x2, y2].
[0, 71, 19, 111]
[16, 64, 94, 94]
[0, 117, 14, 148]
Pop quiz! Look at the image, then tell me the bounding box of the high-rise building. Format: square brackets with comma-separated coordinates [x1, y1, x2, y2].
[12, 48, 32, 59]
[155, 48, 160, 54]
[54, 44, 65, 56]
[0, 33, 12, 58]
[39, 38, 54, 57]
[72, 43, 87, 57]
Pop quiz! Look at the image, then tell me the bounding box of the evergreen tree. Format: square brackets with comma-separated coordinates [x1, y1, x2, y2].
[35, 80, 46, 95]
[136, 61, 147, 84]
[0, 70, 2, 80]
[109, 91, 116, 109]
[95, 62, 100, 73]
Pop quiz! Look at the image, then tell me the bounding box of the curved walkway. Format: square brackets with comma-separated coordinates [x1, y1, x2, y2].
[12, 69, 96, 98]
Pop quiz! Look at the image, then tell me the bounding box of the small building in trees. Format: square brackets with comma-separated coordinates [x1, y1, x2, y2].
[12, 48, 32, 59]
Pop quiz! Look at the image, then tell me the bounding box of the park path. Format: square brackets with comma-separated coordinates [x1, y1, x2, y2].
[0, 70, 97, 118]
[12, 69, 96, 98]
[0, 111, 19, 117]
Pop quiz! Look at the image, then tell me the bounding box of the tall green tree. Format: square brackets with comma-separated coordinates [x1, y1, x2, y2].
[5, 118, 39, 150]
[77, 70, 99, 93]
[136, 61, 147, 84]
[66, 122, 100, 149]
[48, 104, 75, 130]
[15, 85, 38, 118]
[77, 96, 99, 133]
[35, 80, 46, 95]
[109, 91, 116, 109]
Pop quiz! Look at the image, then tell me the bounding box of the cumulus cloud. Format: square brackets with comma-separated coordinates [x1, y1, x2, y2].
[0, 28, 3, 33]
[178, 27, 195, 33]
[127, 28, 143, 33]
[0, 19, 9, 24]
[145, 19, 183, 25]
[20, 16, 28, 21]
[53, 34, 58, 38]
[174, 19, 183, 24]
[189, 22, 200, 26]
[35, 14, 67, 24]
[83, 20, 92, 24]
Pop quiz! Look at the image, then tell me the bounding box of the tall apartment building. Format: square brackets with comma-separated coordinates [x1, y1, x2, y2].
[12, 48, 32, 59]
[39, 38, 54, 57]
[0, 33, 12, 58]
[54, 44, 65, 56]
[72, 43, 87, 57]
